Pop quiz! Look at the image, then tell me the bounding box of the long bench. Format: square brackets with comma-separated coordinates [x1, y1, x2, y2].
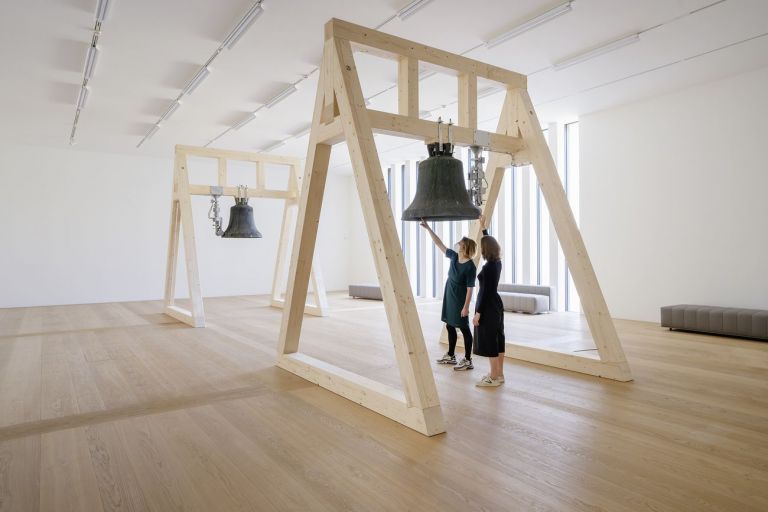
[660, 304, 768, 341]
[498, 283, 555, 314]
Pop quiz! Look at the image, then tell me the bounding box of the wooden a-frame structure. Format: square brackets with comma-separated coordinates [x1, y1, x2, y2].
[164, 144, 328, 328]
[278, 19, 631, 436]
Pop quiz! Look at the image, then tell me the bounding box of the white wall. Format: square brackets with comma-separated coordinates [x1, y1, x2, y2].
[0, 143, 353, 308]
[580, 66, 768, 322]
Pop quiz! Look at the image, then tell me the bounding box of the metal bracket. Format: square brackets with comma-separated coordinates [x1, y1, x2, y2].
[472, 129, 491, 148]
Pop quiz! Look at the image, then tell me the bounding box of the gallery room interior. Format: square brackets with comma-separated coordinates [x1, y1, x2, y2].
[1, 0, 767, 510]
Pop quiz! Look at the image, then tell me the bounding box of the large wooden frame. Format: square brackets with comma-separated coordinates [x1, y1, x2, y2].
[164, 144, 328, 328]
[278, 19, 630, 437]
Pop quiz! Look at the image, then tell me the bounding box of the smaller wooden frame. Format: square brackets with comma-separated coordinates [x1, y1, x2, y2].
[163, 144, 328, 328]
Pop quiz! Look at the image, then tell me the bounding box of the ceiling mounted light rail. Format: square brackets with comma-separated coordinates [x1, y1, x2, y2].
[485, 1, 573, 48]
[137, 1, 267, 149]
[68, 0, 113, 146]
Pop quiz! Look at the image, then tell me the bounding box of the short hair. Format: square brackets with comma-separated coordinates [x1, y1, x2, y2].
[458, 237, 477, 259]
[480, 235, 501, 261]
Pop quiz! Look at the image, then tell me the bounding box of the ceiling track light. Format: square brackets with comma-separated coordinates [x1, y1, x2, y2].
[291, 126, 312, 139]
[221, 1, 265, 50]
[184, 66, 211, 95]
[265, 84, 298, 109]
[262, 140, 286, 152]
[136, 124, 160, 148]
[485, 1, 572, 48]
[83, 45, 99, 82]
[553, 33, 640, 71]
[397, 0, 434, 20]
[233, 113, 257, 130]
[160, 100, 182, 121]
[76, 86, 90, 110]
[95, 0, 111, 23]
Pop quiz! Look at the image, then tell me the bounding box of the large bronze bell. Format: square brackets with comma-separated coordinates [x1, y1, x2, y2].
[402, 141, 481, 222]
[222, 197, 262, 238]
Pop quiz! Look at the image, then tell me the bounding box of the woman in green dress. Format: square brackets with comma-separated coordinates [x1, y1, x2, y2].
[420, 220, 477, 370]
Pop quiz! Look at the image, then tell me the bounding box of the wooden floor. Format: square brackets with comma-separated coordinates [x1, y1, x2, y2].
[1, 293, 767, 512]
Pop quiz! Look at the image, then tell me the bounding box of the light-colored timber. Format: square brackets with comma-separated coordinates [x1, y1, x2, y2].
[163, 144, 328, 328]
[280, 18, 630, 438]
[0, 294, 767, 511]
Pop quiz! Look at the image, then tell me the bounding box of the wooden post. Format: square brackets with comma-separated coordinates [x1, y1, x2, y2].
[398, 56, 419, 118]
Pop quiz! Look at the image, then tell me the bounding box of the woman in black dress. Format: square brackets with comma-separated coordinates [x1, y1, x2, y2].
[472, 215, 505, 387]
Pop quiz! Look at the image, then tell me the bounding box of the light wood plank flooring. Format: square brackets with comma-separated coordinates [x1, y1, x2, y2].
[0, 293, 766, 511]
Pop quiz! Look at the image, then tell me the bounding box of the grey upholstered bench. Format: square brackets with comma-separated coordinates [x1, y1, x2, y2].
[660, 304, 768, 340]
[348, 283, 383, 301]
[497, 284, 555, 314]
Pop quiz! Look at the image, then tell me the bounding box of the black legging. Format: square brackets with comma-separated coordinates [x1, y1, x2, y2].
[446, 324, 473, 360]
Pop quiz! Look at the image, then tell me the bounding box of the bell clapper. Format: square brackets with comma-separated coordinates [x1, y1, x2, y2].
[468, 145, 487, 207]
[437, 116, 443, 153]
[208, 189, 224, 237]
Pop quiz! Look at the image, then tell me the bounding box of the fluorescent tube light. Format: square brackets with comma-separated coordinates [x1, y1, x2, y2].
[397, 0, 434, 20]
[262, 140, 286, 152]
[95, 0, 111, 23]
[184, 66, 211, 95]
[160, 100, 182, 121]
[485, 1, 572, 48]
[291, 126, 312, 139]
[553, 33, 640, 71]
[233, 113, 256, 130]
[76, 86, 89, 109]
[83, 45, 99, 81]
[265, 84, 298, 108]
[222, 2, 265, 50]
[137, 124, 160, 148]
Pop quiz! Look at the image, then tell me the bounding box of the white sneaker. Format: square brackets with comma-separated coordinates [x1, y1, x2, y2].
[453, 358, 474, 371]
[476, 375, 501, 387]
[496, 375, 505, 383]
[436, 353, 457, 365]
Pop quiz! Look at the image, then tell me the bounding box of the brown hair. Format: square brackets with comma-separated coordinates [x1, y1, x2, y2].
[457, 237, 477, 259]
[480, 235, 501, 261]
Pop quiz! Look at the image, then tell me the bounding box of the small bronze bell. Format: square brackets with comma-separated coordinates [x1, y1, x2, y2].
[208, 185, 262, 238]
[402, 119, 481, 222]
[222, 196, 262, 238]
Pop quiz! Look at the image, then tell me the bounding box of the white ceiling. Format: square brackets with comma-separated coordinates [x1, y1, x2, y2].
[1, 0, 767, 172]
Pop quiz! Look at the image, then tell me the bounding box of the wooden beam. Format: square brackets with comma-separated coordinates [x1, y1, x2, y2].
[164, 305, 203, 328]
[458, 73, 477, 130]
[175, 144, 301, 167]
[277, 354, 444, 436]
[398, 56, 419, 118]
[327, 18, 527, 88]
[217, 158, 227, 186]
[367, 110, 524, 154]
[277, 60, 334, 356]
[176, 153, 205, 327]
[163, 199, 181, 308]
[332, 37, 442, 416]
[188, 185, 295, 200]
[439, 338, 632, 381]
[514, 89, 629, 373]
